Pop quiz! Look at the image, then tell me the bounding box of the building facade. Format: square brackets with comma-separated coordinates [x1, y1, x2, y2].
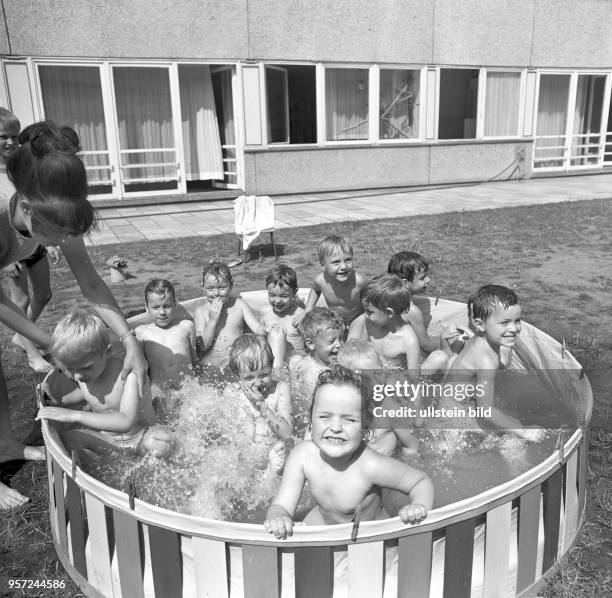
[2, 0, 611, 202]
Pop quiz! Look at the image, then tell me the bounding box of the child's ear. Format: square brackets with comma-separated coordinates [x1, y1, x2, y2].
[385, 307, 395, 318]
[304, 337, 315, 351]
[473, 318, 486, 333]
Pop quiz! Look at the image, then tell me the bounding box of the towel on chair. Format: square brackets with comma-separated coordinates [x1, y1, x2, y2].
[234, 195, 275, 250]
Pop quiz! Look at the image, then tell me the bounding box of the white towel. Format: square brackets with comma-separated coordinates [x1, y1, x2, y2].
[233, 195, 275, 250]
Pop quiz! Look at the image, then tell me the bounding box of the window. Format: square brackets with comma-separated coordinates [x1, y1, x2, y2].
[326, 68, 369, 141]
[438, 68, 479, 139]
[571, 74, 606, 166]
[534, 74, 570, 168]
[379, 69, 420, 139]
[484, 71, 521, 137]
[265, 65, 316, 144]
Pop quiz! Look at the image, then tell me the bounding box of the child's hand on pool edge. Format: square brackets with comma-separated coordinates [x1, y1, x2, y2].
[398, 503, 428, 524]
[519, 427, 547, 443]
[264, 506, 294, 539]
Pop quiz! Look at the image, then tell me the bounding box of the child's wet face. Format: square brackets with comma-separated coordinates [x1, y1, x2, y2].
[0, 122, 19, 164]
[202, 274, 232, 303]
[363, 302, 392, 327]
[407, 269, 430, 294]
[61, 350, 108, 384]
[238, 364, 273, 394]
[323, 251, 353, 282]
[480, 303, 522, 349]
[311, 384, 363, 460]
[146, 292, 176, 328]
[267, 283, 296, 315]
[310, 328, 343, 364]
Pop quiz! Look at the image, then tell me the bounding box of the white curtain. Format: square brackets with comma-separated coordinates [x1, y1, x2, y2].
[179, 65, 224, 181]
[113, 67, 175, 182]
[212, 68, 236, 184]
[484, 72, 521, 137]
[39, 65, 108, 183]
[379, 69, 419, 139]
[325, 68, 369, 141]
[535, 75, 570, 164]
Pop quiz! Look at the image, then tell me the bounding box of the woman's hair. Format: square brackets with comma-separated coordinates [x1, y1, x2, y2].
[310, 364, 373, 435]
[50, 310, 110, 365]
[7, 121, 96, 236]
[144, 279, 176, 304]
[202, 261, 233, 286]
[228, 333, 273, 375]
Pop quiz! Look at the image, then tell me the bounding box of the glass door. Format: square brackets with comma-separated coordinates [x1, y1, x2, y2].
[569, 75, 606, 168]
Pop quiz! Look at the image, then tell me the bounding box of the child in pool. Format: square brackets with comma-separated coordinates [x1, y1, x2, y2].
[259, 264, 306, 357]
[194, 261, 266, 367]
[290, 307, 345, 433]
[349, 274, 446, 375]
[337, 340, 418, 457]
[227, 332, 293, 474]
[264, 365, 434, 538]
[134, 279, 197, 390]
[37, 310, 173, 457]
[388, 251, 467, 357]
[445, 285, 546, 442]
[304, 235, 366, 325]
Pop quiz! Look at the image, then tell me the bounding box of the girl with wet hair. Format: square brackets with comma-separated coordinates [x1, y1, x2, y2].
[0, 121, 148, 509]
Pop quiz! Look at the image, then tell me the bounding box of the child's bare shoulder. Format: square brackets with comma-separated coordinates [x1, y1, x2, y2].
[313, 271, 326, 288]
[355, 271, 366, 287]
[178, 319, 195, 332]
[134, 322, 155, 338]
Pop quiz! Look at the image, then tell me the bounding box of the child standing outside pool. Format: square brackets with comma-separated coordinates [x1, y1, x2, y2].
[37, 311, 173, 457]
[304, 235, 365, 324]
[194, 261, 265, 367]
[445, 285, 546, 442]
[264, 365, 434, 538]
[135, 279, 197, 390]
[259, 264, 306, 356]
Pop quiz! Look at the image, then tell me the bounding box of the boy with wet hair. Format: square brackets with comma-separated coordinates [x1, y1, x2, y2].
[304, 234, 366, 324]
[194, 261, 265, 367]
[445, 284, 546, 442]
[259, 263, 306, 356]
[135, 279, 196, 390]
[37, 310, 173, 457]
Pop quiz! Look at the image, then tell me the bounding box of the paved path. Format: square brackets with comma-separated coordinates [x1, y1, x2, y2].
[86, 173, 612, 246]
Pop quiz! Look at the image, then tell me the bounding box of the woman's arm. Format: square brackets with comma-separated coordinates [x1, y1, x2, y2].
[240, 299, 266, 335]
[60, 236, 148, 394]
[0, 288, 51, 348]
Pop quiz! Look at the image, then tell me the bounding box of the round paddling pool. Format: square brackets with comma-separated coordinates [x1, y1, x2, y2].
[39, 294, 592, 598]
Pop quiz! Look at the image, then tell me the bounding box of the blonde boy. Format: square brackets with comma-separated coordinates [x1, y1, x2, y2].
[135, 279, 196, 390]
[37, 311, 172, 457]
[194, 261, 266, 367]
[304, 235, 365, 324]
[445, 285, 545, 441]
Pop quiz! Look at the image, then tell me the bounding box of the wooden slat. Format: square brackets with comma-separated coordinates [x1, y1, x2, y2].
[242, 545, 280, 598]
[65, 475, 88, 578]
[443, 519, 475, 598]
[148, 525, 183, 598]
[294, 546, 333, 598]
[192, 537, 229, 598]
[563, 451, 579, 551]
[542, 468, 563, 572]
[113, 509, 145, 598]
[397, 532, 432, 598]
[578, 433, 588, 517]
[52, 460, 68, 555]
[517, 486, 540, 592]
[483, 502, 512, 598]
[347, 541, 385, 598]
[84, 493, 114, 597]
[46, 453, 57, 539]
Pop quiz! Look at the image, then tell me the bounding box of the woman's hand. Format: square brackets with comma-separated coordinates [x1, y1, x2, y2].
[36, 406, 78, 424]
[46, 246, 61, 265]
[121, 335, 149, 397]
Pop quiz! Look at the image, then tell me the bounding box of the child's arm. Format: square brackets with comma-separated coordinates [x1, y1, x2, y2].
[194, 302, 222, 354]
[264, 443, 308, 539]
[304, 276, 322, 312]
[402, 329, 421, 378]
[383, 397, 419, 454]
[37, 374, 140, 434]
[239, 380, 293, 440]
[347, 314, 367, 340]
[267, 325, 288, 368]
[406, 307, 444, 355]
[368, 451, 434, 523]
[240, 299, 267, 335]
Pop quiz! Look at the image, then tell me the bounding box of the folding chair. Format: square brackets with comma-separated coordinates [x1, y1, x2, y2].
[234, 195, 278, 260]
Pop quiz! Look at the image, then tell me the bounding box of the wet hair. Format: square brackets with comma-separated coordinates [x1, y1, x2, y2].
[0, 107, 20, 133]
[144, 279, 176, 305]
[310, 364, 373, 435]
[202, 261, 233, 287]
[228, 333, 274, 375]
[50, 310, 110, 365]
[298, 307, 345, 343]
[7, 121, 96, 236]
[387, 251, 429, 282]
[318, 234, 353, 265]
[360, 274, 411, 315]
[265, 263, 298, 293]
[337, 339, 382, 371]
[467, 285, 520, 323]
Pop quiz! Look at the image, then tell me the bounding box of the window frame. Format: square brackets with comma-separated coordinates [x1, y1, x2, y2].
[480, 68, 526, 140]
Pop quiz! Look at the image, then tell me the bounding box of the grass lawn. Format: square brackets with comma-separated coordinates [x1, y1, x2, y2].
[1, 198, 610, 597]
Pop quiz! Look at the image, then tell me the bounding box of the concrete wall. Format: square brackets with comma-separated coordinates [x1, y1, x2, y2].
[3, 0, 612, 68]
[243, 141, 532, 195]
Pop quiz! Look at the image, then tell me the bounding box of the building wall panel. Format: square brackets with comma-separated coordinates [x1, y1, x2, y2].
[3, 0, 249, 59]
